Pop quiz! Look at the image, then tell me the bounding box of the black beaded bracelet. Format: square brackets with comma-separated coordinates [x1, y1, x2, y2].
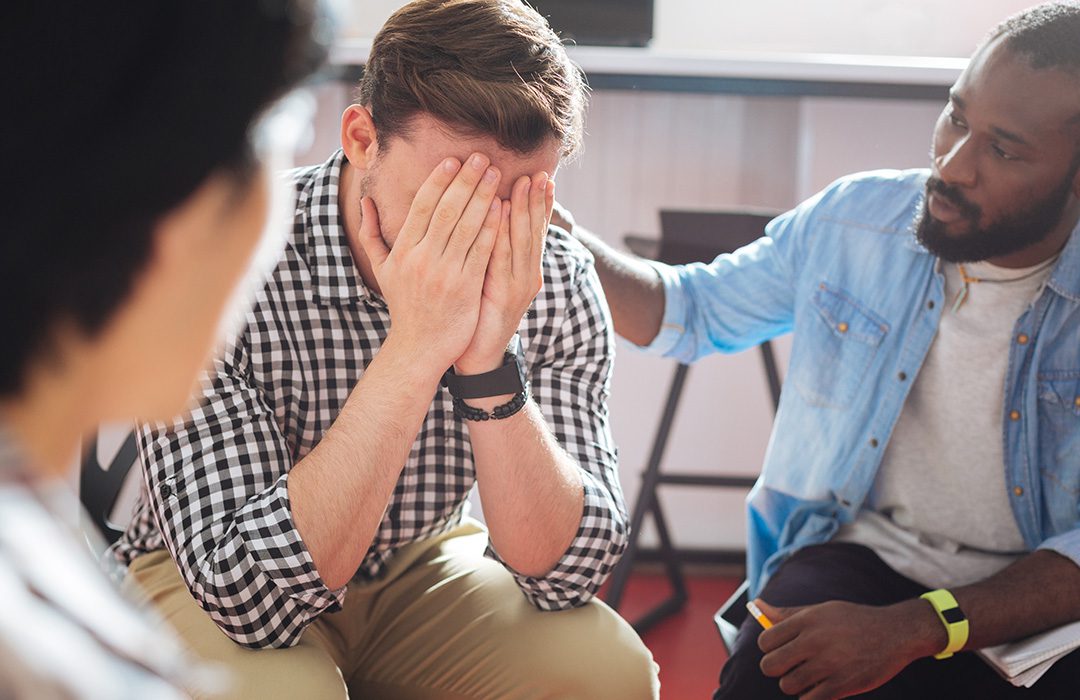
[452, 383, 531, 421]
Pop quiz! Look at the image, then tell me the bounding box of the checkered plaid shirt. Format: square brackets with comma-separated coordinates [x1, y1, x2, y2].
[111, 150, 628, 648]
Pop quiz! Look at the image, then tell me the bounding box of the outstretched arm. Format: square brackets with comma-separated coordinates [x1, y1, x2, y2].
[550, 203, 665, 347]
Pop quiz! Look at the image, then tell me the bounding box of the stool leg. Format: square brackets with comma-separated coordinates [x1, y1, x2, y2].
[759, 341, 782, 414]
[628, 489, 689, 634]
[605, 363, 690, 613]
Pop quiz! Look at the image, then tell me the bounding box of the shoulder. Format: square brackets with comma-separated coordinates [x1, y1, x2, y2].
[803, 169, 928, 235]
[541, 225, 596, 289]
[281, 162, 323, 200]
[523, 225, 612, 357]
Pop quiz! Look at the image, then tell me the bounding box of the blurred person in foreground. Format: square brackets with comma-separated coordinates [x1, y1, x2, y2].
[110, 0, 659, 697]
[0, 2, 327, 697]
[558, 2, 1080, 698]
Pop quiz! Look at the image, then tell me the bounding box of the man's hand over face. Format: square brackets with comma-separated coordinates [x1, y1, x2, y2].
[755, 599, 925, 699]
[355, 154, 502, 373]
[455, 172, 554, 375]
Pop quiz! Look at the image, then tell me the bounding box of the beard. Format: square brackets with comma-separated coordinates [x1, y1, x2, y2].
[358, 169, 392, 246]
[914, 174, 1074, 263]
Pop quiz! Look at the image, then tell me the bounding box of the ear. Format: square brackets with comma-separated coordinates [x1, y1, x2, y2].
[341, 104, 380, 170]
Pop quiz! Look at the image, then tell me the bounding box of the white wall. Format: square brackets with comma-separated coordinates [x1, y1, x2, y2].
[350, 1, 1038, 57]
[553, 91, 938, 551]
[653, 0, 1038, 56]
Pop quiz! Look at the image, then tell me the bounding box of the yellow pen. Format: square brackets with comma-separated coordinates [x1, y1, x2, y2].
[746, 599, 774, 630]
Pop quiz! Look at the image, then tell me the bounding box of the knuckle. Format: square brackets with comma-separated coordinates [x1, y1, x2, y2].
[434, 204, 457, 224]
[411, 200, 434, 219]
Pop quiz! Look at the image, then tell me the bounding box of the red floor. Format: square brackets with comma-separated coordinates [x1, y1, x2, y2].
[602, 571, 742, 699]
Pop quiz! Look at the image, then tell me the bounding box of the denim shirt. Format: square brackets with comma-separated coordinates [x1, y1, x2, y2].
[646, 169, 1080, 597]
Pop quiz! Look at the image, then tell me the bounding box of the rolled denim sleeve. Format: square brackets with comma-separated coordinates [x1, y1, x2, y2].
[1037, 530, 1080, 570]
[640, 191, 837, 364]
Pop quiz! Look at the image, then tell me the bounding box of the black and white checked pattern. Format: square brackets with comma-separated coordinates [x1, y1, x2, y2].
[112, 150, 628, 649]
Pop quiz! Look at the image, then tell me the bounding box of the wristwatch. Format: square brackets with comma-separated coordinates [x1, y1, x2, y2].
[442, 335, 530, 420]
[920, 589, 970, 659]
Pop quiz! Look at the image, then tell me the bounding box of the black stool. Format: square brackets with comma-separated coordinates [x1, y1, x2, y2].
[604, 208, 783, 635]
[80, 428, 139, 547]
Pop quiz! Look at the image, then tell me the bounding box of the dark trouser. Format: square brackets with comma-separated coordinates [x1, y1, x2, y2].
[715, 542, 1080, 699]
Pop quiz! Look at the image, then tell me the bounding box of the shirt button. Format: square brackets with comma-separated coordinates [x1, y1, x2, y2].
[869, 438, 879, 448]
[927, 300, 936, 310]
[1009, 410, 1021, 421]
[159, 483, 173, 498]
[898, 371, 908, 381]
[1013, 486, 1024, 497]
[837, 322, 849, 333]
[1017, 333, 1029, 345]
[1074, 397, 1080, 409]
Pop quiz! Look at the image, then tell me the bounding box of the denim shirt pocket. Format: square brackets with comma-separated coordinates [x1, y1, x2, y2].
[1036, 372, 1080, 516]
[791, 283, 889, 409]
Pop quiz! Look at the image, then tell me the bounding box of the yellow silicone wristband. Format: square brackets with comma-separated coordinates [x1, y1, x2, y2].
[920, 589, 970, 660]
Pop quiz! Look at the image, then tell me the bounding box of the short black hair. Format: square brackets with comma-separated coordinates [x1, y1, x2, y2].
[987, 1, 1080, 73]
[0, 2, 328, 396]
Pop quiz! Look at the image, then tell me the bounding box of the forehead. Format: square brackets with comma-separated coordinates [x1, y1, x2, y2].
[381, 113, 561, 198]
[954, 37, 1080, 147]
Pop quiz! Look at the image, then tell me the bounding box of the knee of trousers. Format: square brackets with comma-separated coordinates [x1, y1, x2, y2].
[192, 641, 347, 700]
[513, 602, 660, 700]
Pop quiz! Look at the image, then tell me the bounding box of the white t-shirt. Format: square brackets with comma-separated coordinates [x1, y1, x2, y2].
[836, 255, 1056, 589]
[0, 428, 221, 699]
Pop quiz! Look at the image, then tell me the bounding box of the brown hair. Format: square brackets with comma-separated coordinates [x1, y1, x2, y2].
[358, 0, 586, 159]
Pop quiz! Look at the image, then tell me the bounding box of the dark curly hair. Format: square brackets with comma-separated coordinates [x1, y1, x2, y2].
[987, 1, 1080, 74]
[0, 1, 328, 396]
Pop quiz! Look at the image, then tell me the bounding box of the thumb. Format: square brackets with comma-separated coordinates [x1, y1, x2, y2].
[355, 197, 389, 269]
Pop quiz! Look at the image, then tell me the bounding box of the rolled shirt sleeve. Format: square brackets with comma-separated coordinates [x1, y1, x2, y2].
[138, 336, 344, 649]
[638, 194, 839, 364]
[1037, 529, 1080, 571]
[486, 248, 629, 610]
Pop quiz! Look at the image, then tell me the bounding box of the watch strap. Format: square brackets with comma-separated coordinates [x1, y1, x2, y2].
[443, 357, 522, 399]
[920, 589, 969, 659]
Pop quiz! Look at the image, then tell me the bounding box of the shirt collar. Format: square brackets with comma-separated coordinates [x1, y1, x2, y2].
[302, 149, 383, 308]
[1046, 218, 1080, 302]
[901, 190, 1080, 303]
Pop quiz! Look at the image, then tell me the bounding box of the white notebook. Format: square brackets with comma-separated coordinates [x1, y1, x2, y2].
[976, 620, 1080, 688]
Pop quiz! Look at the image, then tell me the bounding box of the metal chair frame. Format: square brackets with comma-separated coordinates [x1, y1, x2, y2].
[603, 208, 783, 636]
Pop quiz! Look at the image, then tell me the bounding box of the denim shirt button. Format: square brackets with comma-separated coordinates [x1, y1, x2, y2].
[1009, 410, 1021, 421]
[869, 438, 879, 448]
[1013, 486, 1024, 497]
[1017, 333, 1029, 345]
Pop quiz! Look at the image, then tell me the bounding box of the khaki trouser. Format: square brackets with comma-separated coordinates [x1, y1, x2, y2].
[125, 522, 659, 699]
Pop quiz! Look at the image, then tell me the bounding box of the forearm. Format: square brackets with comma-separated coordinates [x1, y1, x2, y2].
[467, 399, 584, 576]
[894, 549, 1080, 661]
[954, 549, 1080, 648]
[288, 334, 444, 590]
[568, 224, 665, 346]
